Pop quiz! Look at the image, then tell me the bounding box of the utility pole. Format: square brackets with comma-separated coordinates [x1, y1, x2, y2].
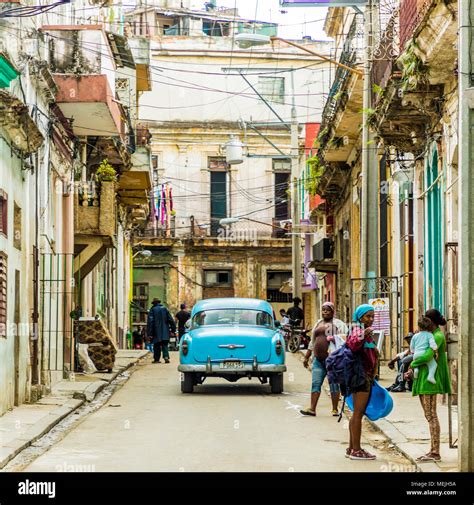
[291, 73, 302, 300]
[458, 0, 474, 472]
[360, 0, 378, 279]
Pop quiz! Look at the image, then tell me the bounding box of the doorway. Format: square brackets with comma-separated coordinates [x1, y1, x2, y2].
[14, 269, 20, 406]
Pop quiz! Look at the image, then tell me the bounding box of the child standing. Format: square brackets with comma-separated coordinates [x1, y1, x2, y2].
[410, 317, 438, 384]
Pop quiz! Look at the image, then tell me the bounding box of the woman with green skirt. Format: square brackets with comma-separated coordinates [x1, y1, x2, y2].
[406, 309, 451, 462]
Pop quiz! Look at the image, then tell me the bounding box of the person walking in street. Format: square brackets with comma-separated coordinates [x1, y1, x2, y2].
[300, 302, 348, 417]
[286, 297, 304, 326]
[147, 298, 176, 364]
[405, 309, 451, 463]
[346, 304, 379, 461]
[175, 303, 191, 346]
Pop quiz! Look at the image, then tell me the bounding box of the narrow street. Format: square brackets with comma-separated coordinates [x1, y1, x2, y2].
[12, 353, 410, 473]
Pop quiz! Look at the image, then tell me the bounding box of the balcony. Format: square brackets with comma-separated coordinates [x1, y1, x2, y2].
[53, 74, 124, 137]
[41, 25, 125, 138]
[117, 146, 152, 205]
[73, 181, 116, 281]
[318, 15, 364, 163]
[74, 181, 116, 238]
[373, 83, 443, 155]
[0, 89, 43, 154]
[398, 0, 457, 83]
[369, 0, 453, 154]
[399, 0, 428, 51]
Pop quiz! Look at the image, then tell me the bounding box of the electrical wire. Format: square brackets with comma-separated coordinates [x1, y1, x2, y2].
[1, 24, 332, 114]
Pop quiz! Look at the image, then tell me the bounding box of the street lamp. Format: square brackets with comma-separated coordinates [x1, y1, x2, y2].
[219, 216, 286, 230]
[132, 249, 152, 259]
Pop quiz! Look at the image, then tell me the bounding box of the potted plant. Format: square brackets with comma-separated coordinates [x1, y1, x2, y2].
[96, 159, 117, 183]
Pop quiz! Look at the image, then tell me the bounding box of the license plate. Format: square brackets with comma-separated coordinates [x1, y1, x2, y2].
[220, 361, 244, 369]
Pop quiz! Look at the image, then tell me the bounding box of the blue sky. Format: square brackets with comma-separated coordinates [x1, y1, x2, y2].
[190, 0, 331, 40]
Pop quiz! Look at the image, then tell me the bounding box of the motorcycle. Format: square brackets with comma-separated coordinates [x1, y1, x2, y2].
[281, 319, 311, 353]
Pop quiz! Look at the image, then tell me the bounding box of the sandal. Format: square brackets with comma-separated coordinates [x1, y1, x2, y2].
[345, 448, 351, 458]
[416, 453, 441, 462]
[300, 408, 316, 417]
[349, 449, 376, 460]
[332, 409, 339, 416]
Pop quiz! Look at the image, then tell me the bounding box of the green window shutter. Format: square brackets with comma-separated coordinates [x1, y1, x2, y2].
[0, 54, 19, 88]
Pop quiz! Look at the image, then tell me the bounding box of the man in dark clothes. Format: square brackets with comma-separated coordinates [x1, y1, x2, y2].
[175, 303, 191, 344]
[147, 298, 176, 363]
[286, 297, 304, 325]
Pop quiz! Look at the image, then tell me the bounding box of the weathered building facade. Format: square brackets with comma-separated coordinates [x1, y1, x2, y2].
[305, 0, 459, 363]
[131, 2, 332, 323]
[0, 1, 153, 415]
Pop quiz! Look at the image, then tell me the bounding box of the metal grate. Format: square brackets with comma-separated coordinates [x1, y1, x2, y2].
[0, 252, 6, 337]
[40, 253, 75, 373]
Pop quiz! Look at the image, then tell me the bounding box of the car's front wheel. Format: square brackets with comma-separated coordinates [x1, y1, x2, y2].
[181, 372, 194, 393]
[270, 373, 284, 394]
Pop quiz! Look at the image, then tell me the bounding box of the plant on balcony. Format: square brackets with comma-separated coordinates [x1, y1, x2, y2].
[313, 126, 330, 149]
[398, 40, 430, 92]
[329, 137, 345, 149]
[96, 159, 117, 182]
[373, 83, 385, 101]
[306, 155, 325, 196]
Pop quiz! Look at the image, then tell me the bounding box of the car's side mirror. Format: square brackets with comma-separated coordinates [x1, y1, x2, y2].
[184, 320, 191, 332]
[274, 321, 281, 328]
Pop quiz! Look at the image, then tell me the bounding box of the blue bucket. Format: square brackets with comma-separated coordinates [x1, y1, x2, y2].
[346, 380, 393, 421]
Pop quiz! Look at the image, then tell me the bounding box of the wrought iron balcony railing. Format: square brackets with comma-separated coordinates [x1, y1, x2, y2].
[320, 14, 364, 138]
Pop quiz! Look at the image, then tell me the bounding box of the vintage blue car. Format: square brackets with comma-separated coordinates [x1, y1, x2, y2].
[178, 298, 286, 393]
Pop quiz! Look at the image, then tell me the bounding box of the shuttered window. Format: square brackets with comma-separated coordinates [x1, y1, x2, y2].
[0, 190, 7, 236]
[0, 253, 7, 337]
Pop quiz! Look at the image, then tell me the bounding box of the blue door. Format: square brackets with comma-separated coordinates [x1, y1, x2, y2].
[424, 145, 443, 312]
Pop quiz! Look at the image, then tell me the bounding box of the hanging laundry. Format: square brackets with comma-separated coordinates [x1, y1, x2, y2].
[154, 186, 160, 220]
[161, 184, 166, 225]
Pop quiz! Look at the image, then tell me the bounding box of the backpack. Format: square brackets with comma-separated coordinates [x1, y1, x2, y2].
[326, 343, 366, 422]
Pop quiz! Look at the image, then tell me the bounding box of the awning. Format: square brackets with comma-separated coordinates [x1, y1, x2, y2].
[307, 260, 338, 273]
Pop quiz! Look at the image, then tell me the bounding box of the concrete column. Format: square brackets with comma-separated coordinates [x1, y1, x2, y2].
[458, 0, 474, 471]
[361, 2, 378, 279]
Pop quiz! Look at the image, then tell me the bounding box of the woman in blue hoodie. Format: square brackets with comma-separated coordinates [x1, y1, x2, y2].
[346, 304, 379, 461]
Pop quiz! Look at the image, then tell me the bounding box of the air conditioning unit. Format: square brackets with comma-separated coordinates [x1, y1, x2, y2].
[313, 238, 333, 262]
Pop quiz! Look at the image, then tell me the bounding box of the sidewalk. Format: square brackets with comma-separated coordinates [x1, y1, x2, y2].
[0, 349, 149, 469]
[375, 366, 458, 472]
[299, 351, 459, 472]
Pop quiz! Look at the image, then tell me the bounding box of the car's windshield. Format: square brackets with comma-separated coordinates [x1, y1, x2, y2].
[192, 309, 273, 328]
